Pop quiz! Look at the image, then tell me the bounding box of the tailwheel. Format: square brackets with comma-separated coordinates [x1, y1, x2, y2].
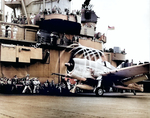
[95, 87, 104, 96]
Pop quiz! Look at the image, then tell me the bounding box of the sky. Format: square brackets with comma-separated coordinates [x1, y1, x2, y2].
[72, 0, 150, 64]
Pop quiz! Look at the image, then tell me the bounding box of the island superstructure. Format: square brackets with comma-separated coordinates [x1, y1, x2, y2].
[0, 0, 126, 84]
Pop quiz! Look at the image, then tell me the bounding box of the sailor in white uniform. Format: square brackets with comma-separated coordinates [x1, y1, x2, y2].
[22, 74, 32, 93]
[1, 24, 6, 37]
[33, 78, 40, 93]
[13, 26, 18, 39]
[7, 26, 11, 38]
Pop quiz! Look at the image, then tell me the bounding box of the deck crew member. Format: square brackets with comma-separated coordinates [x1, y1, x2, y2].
[22, 74, 32, 93]
[7, 78, 13, 93]
[33, 78, 40, 93]
[43, 80, 51, 94]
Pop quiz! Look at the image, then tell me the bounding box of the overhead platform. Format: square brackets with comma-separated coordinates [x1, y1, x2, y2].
[5, 1, 21, 9]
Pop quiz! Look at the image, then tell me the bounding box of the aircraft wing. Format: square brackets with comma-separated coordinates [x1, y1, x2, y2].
[102, 63, 150, 82]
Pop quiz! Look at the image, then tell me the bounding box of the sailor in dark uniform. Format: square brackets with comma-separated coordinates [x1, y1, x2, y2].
[7, 78, 13, 93]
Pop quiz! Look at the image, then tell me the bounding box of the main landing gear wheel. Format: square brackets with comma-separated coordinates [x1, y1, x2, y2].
[95, 87, 104, 96]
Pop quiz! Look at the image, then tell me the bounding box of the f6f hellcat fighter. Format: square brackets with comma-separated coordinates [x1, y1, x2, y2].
[53, 44, 150, 96]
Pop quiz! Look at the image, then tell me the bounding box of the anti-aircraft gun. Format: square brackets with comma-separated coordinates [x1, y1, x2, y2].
[82, 0, 91, 9]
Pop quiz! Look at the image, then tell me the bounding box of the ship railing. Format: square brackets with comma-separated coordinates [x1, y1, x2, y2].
[43, 13, 81, 23]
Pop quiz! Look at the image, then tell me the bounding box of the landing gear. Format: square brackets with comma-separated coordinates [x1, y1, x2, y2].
[95, 87, 104, 96]
[132, 90, 136, 95]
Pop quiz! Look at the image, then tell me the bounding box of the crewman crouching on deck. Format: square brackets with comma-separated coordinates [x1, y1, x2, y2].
[22, 74, 32, 93]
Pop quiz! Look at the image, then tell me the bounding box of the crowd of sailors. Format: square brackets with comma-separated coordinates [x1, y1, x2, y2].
[0, 74, 71, 95]
[5, 5, 81, 25]
[11, 15, 28, 24]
